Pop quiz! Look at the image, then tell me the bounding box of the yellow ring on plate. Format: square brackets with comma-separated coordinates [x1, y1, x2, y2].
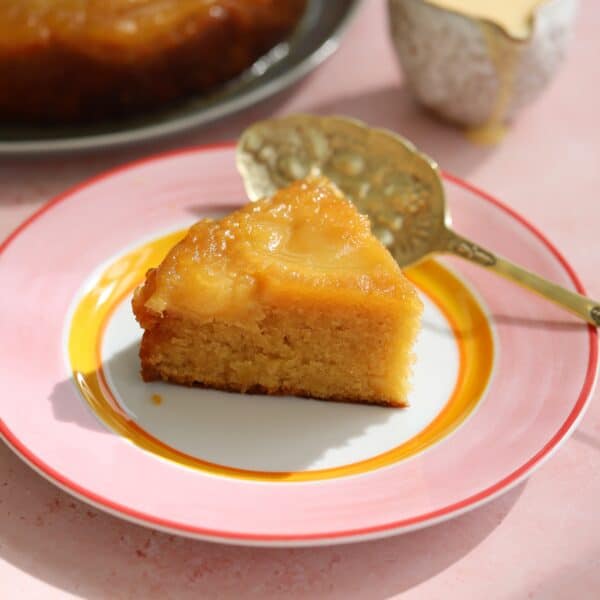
[68, 230, 494, 482]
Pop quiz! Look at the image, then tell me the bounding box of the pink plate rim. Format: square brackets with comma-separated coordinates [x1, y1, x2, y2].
[0, 142, 597, 546]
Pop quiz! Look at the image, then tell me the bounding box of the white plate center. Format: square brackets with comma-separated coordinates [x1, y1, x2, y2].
[101, 292, 459, 472]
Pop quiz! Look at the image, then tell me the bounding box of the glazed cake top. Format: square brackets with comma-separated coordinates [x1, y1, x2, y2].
[138, 177, 421, 323]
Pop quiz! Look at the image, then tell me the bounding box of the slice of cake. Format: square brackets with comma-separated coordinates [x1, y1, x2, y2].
[132, 177, 423, 406]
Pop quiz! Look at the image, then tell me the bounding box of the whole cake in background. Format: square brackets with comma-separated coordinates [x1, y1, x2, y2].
[132, 177, 423, 407]
[0, 0, 306, 124]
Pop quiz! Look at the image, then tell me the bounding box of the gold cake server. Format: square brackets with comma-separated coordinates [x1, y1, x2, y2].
[237, 114, 600, 326]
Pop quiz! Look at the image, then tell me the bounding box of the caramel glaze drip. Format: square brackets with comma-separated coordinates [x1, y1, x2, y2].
[426, 0, 544, 145]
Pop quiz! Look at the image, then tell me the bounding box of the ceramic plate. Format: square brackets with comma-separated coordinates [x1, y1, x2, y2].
[0, 144, 597, 546]
[0, 0, 359, 156]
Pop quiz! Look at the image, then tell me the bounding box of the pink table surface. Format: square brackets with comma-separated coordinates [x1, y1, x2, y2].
[1, 1, 599, 598]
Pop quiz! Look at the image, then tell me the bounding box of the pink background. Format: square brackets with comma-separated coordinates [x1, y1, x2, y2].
[1, 0, 599, 597]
